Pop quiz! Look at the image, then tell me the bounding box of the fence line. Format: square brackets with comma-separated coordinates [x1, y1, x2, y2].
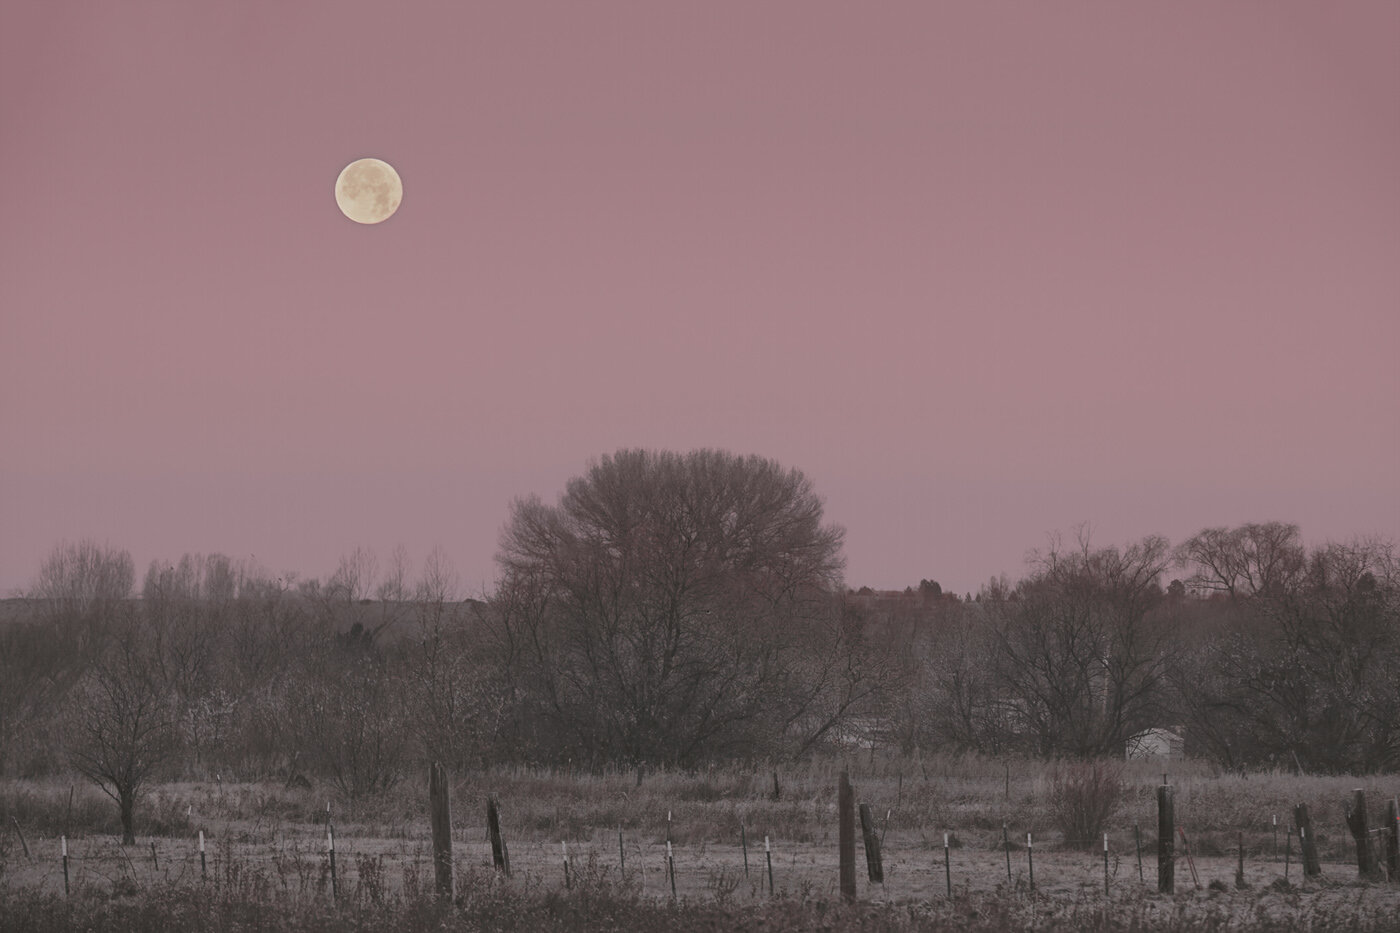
[8, 779, 1398, 906]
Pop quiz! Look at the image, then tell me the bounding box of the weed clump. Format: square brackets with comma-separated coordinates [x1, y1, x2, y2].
[1048, 759, 1124, 849]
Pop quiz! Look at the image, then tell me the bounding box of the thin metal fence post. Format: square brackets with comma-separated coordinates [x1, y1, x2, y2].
[1103, 832, 1110, 897]
[765, 835, 774, 896]
[944, 832, 952, 898]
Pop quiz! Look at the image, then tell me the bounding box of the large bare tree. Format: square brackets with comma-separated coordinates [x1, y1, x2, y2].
[492, 449, 849, 766]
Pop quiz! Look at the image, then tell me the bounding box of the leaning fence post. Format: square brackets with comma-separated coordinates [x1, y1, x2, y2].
[1135, 823, 1143, 883]
[487, 796, 509, 877]
[61, 836, 70, 895]
[1157, 784, 1174, 894]
[740, 823, 749, 878]
[858, 802, 884, 883]
[1344, 788, 1380, 880]
[1177, 826, 1201, 889]
[562, 841, 571, 890]
[1003, 824, 1012, 881]
[838, 770, 856, 904]
[1294, 803, 1321, 877]
[666, 839, 676, 899]
[10, 817, 30, 861]
[199, 830, 207, 881]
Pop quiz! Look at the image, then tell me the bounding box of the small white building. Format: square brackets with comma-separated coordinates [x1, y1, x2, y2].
[1126, 727, 1185, 760]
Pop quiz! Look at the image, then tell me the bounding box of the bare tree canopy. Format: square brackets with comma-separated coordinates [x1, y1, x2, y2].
[986, 532, 1174, 757]
[492, 449, 848, 766]
[32, 540, 134, 622]
[69, 612, 177, 844]
[1174, 522, 1305, 599]
[1174, 529, 1400, 772]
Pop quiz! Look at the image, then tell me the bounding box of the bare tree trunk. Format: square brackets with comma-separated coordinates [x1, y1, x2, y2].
[119, 786, 136, 846]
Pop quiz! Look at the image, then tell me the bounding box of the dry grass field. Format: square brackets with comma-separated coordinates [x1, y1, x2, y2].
[3, 754, 1398, 930]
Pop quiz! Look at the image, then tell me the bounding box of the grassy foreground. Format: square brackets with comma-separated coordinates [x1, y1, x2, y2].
[2, 754, 1398, 930]
[3, 869, 1398, 933]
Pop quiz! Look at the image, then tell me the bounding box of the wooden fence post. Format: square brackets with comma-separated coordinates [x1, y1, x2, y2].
[838, 770, 856, 904]
[487, 796, 509, 877]
[1386, 798, 1399, 883]
[1157, 784, 1174, 894]
[1294, 803, 1321, 877]
[858, 803, 884, 883]
[429, 762, 454, 899]
[1344, 789, 1380, 880]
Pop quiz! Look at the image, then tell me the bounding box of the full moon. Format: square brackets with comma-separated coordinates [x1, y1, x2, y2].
[334, 158, 402, 224]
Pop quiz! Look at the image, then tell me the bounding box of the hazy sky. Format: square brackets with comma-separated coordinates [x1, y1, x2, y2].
[3, 2, 1397, 597]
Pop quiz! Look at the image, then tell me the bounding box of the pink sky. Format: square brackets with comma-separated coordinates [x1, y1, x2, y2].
[2, 2, 1397, 597]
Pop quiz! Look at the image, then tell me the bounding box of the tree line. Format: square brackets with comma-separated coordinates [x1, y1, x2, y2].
[1, 449, 1396, 842]
[888, 524, 1398, 775]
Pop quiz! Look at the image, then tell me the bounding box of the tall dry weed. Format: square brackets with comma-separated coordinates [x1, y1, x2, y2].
[1048, 759, 1124, 848]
